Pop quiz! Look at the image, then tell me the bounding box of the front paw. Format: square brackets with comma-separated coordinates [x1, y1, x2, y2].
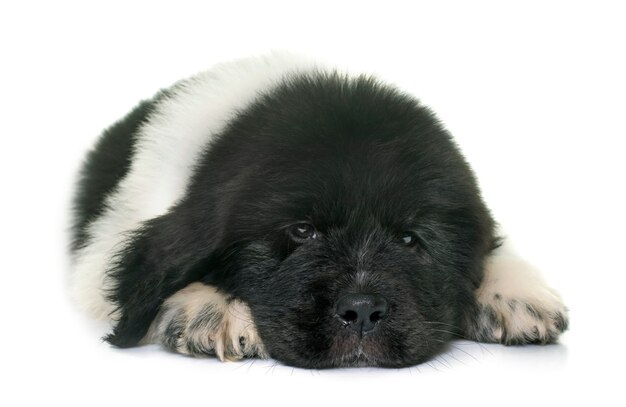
[466, 250, 569, 345]
[470, 268, 569, 345]
[473, 293, 569, 345]
[143, 283, 267, 360]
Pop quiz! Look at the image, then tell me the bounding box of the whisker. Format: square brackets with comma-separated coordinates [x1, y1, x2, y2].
[449, 343, 480, 363]
[264, 360, 279, 375]
[422, 321, 463, 330]
[436, 354, 452, 369]
[424, 321, 494, 364]
[247, 358, 257, 372]
[429, 328, 466, 339]
[233, 357, 255, 371]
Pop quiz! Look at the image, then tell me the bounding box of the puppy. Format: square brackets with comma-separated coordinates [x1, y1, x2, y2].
[70, 53, 568, 368]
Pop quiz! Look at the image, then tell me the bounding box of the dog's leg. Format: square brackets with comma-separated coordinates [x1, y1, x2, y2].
[101, 209, 226, 348]
[142, 282, 267, 360]
[464, 242, 569, 344]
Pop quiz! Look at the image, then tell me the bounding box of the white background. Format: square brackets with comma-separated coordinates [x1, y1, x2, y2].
[1, 1, 625, 405]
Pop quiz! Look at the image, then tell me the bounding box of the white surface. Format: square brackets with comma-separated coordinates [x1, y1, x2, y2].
[1, 1, 624, 406]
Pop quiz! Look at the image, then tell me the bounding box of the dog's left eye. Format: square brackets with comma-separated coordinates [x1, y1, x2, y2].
[288, 223, 318, 241]
[399, 232, 419, 247]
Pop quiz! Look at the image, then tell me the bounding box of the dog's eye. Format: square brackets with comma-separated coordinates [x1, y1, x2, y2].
[399, 232, 419, 247]
[288, 223, 317, 241]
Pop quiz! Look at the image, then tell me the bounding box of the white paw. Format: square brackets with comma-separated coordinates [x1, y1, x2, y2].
[143, 283, 268, 360]
[468, 254, 569, 344]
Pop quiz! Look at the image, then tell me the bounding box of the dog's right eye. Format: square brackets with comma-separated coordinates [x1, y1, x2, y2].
[397, 231, 422, 249]
[288, 223, 317, 241]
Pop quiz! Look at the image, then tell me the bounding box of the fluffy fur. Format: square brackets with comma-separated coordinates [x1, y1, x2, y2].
[70, 52, 568, 368]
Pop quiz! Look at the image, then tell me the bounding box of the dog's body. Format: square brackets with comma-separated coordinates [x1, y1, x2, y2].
[70, 53, 567, 368]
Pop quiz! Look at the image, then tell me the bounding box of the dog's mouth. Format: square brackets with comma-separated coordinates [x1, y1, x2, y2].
[324, 329, 387, 368]
[329, 345, 381, 367]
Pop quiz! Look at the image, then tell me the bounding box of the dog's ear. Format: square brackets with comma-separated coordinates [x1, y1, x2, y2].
[104, 210, 218, 347]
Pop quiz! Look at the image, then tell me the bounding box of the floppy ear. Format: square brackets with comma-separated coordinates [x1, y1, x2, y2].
[104, 209, 218, 348]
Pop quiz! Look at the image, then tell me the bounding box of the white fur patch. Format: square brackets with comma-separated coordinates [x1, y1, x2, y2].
[70, 52, 322, 319]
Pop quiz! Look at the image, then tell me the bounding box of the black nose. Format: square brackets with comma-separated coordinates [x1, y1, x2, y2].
[335, 293, 389, 335]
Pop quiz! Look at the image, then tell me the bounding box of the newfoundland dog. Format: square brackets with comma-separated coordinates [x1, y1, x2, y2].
[70, 52, 568, 368]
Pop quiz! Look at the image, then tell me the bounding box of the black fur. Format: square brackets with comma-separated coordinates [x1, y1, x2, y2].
[73, 71, 498, 368]
[71, 100, 151, 251]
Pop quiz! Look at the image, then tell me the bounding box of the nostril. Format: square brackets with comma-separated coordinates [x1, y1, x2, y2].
[369, 310, 383, 323]
[340, 310, 358, 324]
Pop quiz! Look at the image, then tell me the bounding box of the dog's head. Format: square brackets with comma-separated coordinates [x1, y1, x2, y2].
[200, 73, 496, 368]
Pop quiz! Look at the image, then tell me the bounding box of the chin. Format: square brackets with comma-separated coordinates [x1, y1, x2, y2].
[70, 52, 568, 368]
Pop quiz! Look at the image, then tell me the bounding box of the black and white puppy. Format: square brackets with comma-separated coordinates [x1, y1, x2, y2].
[70, 53, 568, 368]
